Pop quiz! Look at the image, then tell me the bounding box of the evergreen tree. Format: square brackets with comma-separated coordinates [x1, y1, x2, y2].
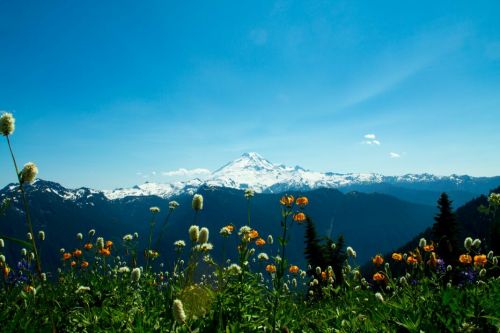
[304, 216, 325, 273]
[323, 235, 347, 286]
[432, 193, 459, 265]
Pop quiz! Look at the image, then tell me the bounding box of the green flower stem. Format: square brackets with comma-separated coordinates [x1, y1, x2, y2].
[5, 135, 42, 277]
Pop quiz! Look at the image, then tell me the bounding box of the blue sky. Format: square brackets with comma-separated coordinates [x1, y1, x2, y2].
[1, 0, 499, 189]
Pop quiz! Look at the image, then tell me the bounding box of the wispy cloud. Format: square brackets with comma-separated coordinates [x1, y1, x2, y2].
[389, 152, 401, 158]
[341, 24, 469, 108]
[162, 168, 211, 177]
[362, 134, 381, 145]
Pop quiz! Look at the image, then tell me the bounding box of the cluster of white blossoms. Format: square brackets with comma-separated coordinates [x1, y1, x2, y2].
[174, 240, 186, 248]
[123, 234, 134, 241]
[150, 207, 160, 214]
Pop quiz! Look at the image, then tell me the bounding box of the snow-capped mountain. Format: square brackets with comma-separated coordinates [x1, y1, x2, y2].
[2, 153, 499, 203]
[101, 152, 499, 200]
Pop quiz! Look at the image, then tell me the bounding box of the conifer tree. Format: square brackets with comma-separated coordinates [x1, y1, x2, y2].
[304, 216, 325, 273]
[432, 193, 459, 265]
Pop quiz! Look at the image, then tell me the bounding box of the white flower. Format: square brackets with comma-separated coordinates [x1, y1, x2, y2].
[200, 243, 213, 252]
[315, 266, 321, 275]
[0, 255, 5, 263]
[219, 226, 232, 236]
[168, 201, 180, 210]
[21, 248, 27, 256]
[244, 189, 255, 198]
[118, 266, 130, 273]
[419, 238, 427, 248]
[0, 239, 4, 248]
[227, 263, 242, 275]
[88, 229, 96, 237]
[346, 246, 356, 258]
[75, 286, 91, 294]
[27, 233, 32, 240]
[239, 226, 251, 235]
[258, 253, 269, 261]
[375, 292, 384, 302]
[267, 235, 274, 245]
[123, 234, 133, 241]
[76, 233, 83, 240]
[38, 231, 45, 241]
[174, 240, 186, 248]
[150, 206, 160, 214]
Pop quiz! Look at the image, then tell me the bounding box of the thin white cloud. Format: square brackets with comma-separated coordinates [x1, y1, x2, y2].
[162, 168, 211, 177]
[389, 152, 401, 158]
[362, 134, 381, 145]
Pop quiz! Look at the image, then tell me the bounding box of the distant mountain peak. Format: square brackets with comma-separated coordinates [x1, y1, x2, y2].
[4, 153, 497, 201]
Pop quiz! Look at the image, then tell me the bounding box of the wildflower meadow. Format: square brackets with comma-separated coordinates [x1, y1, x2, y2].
[1, 112, 499, 332]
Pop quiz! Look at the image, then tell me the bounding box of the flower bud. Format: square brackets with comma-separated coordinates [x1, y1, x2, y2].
[419, 238, 427, 248]
[446, 265, 452, 272]
[464, 237, 473, 251]
[487, 251, 494, 260]
[267, 235, 274, 245]
[41, 273, 47, 281]
[472, 239, 481, 248]
[0, 255, 5, 263]
[375, 292, 384, 302]
[27, 233, 32, 240]
[76, 233, 83, 240]
[479, 268, 486, 277]
[38, 231, 45, 241]
[88, 229, 96, 237]
[0, 238, 4, 248]
[21, 248, 27, 256]
[315, 266, 321, 275]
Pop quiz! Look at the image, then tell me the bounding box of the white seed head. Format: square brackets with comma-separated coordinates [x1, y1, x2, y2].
[198, 227, 209, 244]
[172, 299, 187, 323]
[19, 162, 38, 184]
[192, 194, 204, 211]
[0, 112, 15, 136]
[188, 225, 200, 242]
[131, 267, 141, 282]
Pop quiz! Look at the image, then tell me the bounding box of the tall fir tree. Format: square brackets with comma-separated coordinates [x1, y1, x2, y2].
[304, 216, 325, 273]
[432, 193, 459, 265]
